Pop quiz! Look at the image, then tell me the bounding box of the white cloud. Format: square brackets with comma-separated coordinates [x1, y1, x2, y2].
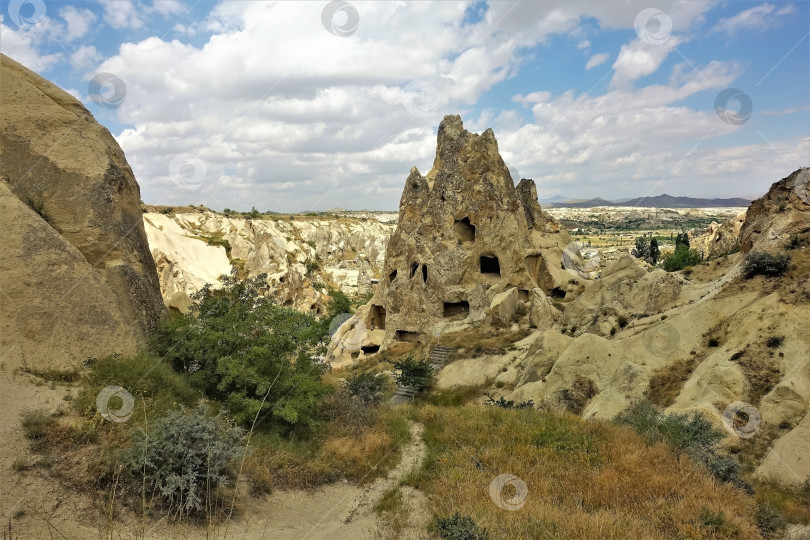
[100, 0, 143, 29]
[0, 19, 61, 71]
[79, 0, 793, 209]
[59, 6, 96, 41]
[576, 40, 590, 50]
[69, 45, 102, 69]
[761, 104, 810, 116]
[611, 37, 682, 88]
[152, 0, 185, 16]
[714, 3, 796, 35]
[585, 52, 609, 70]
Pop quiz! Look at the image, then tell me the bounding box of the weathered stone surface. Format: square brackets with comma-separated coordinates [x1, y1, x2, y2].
[143, 209, 394, 313]
[691, 211, 745, 258]
[740, 167, 810, 253]
[328, 115, 572, 363]
[0, 54, 164, 367]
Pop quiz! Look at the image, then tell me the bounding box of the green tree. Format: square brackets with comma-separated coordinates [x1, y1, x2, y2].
[632, 236, 650, 261]
[649, 238, 660, 266]
[662, 245, 701, 272]
[393, 357, 434, 393]
[675, 232, 690, 250]
[151, 270, 331, 428]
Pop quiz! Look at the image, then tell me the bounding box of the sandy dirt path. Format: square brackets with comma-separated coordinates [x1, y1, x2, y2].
[1, 365, 428, 540]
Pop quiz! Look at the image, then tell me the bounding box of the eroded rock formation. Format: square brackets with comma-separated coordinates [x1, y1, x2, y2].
[329, 115, 572, 363]
[143, 209, 395, 313]
[0, 54, 164, 368]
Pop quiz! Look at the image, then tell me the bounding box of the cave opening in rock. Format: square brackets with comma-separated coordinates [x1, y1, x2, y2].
[550, 287, 566, 299]
[454, 217, 476, 243]
[421, 264, 428, 283]
[480, 255, 500, 275]
[443, 300, 470, 318]
[518, 289, 530, 302]
[410, 262, 419, 279]
[361, 345, 380, 354]
[389, 269, 397, 282]
[370, 304, 386, 330]
[395, 330, 420, 342]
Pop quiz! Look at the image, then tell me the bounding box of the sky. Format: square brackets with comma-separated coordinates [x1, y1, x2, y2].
[1, 0, 809, 211]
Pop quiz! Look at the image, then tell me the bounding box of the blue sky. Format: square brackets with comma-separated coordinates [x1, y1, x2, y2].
[2, 0, 808, 211]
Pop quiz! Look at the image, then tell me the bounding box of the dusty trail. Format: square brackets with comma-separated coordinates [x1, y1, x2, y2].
[1, 376, 429, 540]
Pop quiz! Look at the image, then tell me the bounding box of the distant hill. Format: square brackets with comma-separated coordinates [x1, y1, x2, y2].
[546, 194, 751, 208]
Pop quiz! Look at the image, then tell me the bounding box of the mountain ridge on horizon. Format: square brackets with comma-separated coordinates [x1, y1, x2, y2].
[540, 193, 753, 208]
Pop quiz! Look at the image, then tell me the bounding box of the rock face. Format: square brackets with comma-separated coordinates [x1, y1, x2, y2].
[740, 167, 810, 253]
[691, 211, 745, 258]
[0, 54, 164, 367]
[143, 209, 395, 313]
[329, 115, 572, 363]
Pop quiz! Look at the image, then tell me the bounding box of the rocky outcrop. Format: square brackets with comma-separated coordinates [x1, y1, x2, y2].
[691, 211, 745, 258]
[328, 115, 572, 363]
[0, 54, 164, 368]
[143, 209, 395, 313]
[740, 167, 810, 253]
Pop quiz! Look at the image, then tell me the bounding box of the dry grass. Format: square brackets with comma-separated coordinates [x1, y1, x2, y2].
[645, 356, 700, 407]
[406, 405, 761, 539]
[440, 326, 532, 357]
[242, 394, 410, 494]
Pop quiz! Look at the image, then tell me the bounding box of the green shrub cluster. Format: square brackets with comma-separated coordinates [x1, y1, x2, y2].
[615, 400, 748, 490]
[742, 252, 791, 279]
[662, 245, 702, 272]
[151, 271, 331, 428]
[432, 513, 490, 540]
[393, 357, 434, 393]
[345, 372, 388, 406]
[127, 404, 244, 519]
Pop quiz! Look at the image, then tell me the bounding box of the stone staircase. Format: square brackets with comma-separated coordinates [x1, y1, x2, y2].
[393, 344, 454, 401]
[429, 345, 453, 371]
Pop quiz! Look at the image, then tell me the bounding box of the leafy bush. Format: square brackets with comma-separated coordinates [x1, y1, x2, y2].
[755, 503, 787, 537]
[699, 507, 725, 532]
[127, 404, 244, 519]
[484, 394, 534, 409]
[766, 335, 784, 348]
[74, 353, 199, 423]
[151, 271, 331, 428]
[327, 288, 352, 319]
[20, 409, 56, 451]
[742, 252, 791, 279]
[617, 315, 628, 329]
[432, 513, 490, 540]
[345, 372, 387, 406]
[662, 245, 701, 272]
[393, 357, 433, 393]
[615, 401, 748, 489]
